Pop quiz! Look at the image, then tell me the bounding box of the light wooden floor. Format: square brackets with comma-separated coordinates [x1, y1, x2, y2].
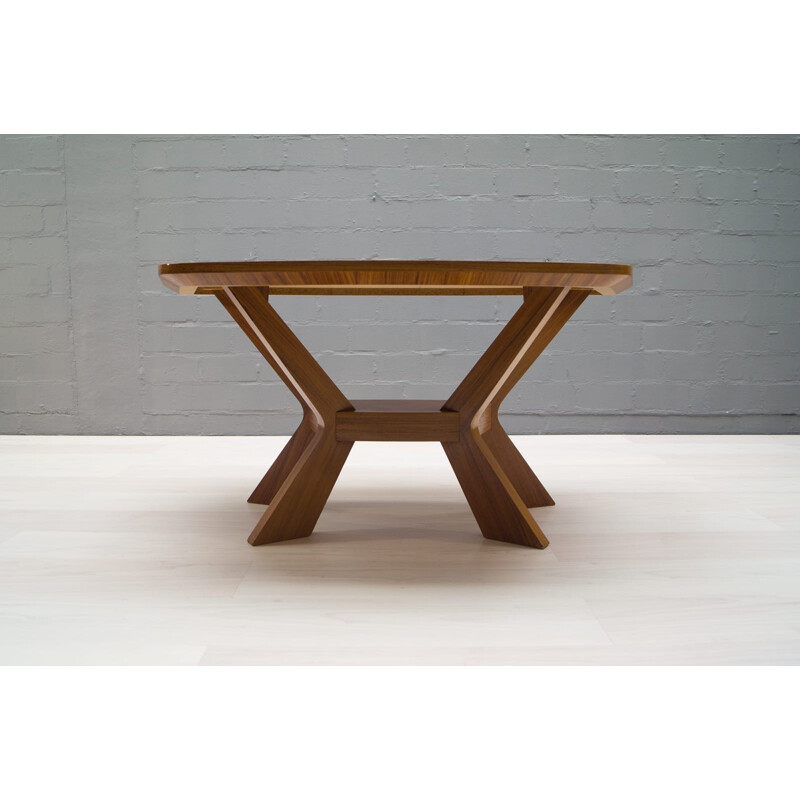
[1, 434, 798, 665]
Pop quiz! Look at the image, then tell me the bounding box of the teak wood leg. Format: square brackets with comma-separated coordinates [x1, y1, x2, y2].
[216, 285, 587, 548]
[247, 411, 316, 504]
[482, 414, 554, 508]
[216, 287, 353, 544]
[442, 287, 589, 548]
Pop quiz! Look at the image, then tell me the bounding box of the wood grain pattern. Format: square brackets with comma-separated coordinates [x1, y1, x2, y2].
[442, 288, 588, 546]
[219, 287, 353, 544]
[247, 412, 316, 504]
[336, 400, 460, 442]
[160, 260, 632, 296]
[482, 419, 554, 508]
[163, 261, 630, 548]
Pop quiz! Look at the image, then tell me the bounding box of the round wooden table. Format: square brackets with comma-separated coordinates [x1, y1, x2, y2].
[159, 260, 632, 548]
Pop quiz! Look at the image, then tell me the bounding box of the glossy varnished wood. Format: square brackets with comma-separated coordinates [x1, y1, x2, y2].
[161, 259, 631, 548]
[159, 260, 632, 296]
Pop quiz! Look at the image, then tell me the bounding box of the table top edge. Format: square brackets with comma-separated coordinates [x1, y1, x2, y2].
[159, 260, 633, 277]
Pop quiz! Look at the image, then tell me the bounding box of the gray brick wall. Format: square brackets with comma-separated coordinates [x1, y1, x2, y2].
[0, 136, 77, 433]
[1, 134, 798, 435]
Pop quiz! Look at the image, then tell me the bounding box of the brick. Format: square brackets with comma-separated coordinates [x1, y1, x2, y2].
[2, 324, 71, 354]
[635, 381, 692, 412]
[712, 323, 798, 355]
[689, 233, 756, 264]
[664, 139, 721, 168]
[616, 293, 687, 323]
[496, 168, 555, 197]
[556, 167, 616, 198]
[494, 230, 558, 260]
[699, 171, 757, 201]
[721, 354, 799, 382]
[673, 171, 700, 200]
[41, 206, 66, 235]
[34, 137, 61, 169]
[470, 199, 530, 229]
[194, 232, 257, 260]
[375, 167, 437, 198]
[8, 354, 73, 382]
[689, 294, 749, 322]
[642, 323, 701, 352]
[574, 382, 635, 412]
[252, 229, 322, 259]
[345, 137, 406, 167]
[166, 139, 228, 168]
[746, 294, 800, 324]
[293, 325, 352, 353]
[592, 201, 652, 230]
[295, 169, 374, 199]
[0, 206, 42, 234]
[720, 137, 781, 170]
[432, 229, 496, 259]
[385, 199, 471, 229]
[142, 354, 201, 383]
[663, 352, 720, 382]
[199, 354, 262, 381]
[757, 172, 800, 202]
[284, 199, 362, 228]
[529, 199, 592, 230]
[414, 322, 501, 354]
[466, 136, 527, 167]
[438, 167, 494, 197]
[705, 383, 799, 414]
[195, 169, 261, 198]
[316, 353, 376, 382]
[141, 324, 242, 354]
[406, 136, 467, 166]
[0, 294, 70, 324]
[775, 205, 800, 232]
[133, 140, 168, 169]
[777, 139, 800, 169]
[556, 231, 618, 261]
[136, 232, 196, 262]
[751, 235, 800, 263]
[285, 136, 346, 167]
[774, 265, 800, 292]
[528, 136, 605, 167]
[5, 381, 75, 413]
[662, 264, 772, 293]
[650, 201, 717, 231]
[616, 169, 675, 200]
[0, 171, 64, 204]
[223, 137, 285, 168]
[718, 203, 777, 232]
[600, 136, 663, 167]
[9, 236, 67, 267]
[136, 170, 197, 199]
[273, 229, 377, 259]
[609, 232, 675, 264]
[371, 229, 438, 258]
[0, 138, 32, 170]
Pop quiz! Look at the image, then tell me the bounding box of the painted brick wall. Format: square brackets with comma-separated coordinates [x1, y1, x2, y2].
[0, 136, 75, 432]
[1, 135, 798, 434]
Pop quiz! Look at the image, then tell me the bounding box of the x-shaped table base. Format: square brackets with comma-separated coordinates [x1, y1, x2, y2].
[216, 285, 588, 548]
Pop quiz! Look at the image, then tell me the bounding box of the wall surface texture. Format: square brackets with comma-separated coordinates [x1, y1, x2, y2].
[1, 134, 798, 435]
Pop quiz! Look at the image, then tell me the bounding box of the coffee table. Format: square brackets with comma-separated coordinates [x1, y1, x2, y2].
[159, 261, 632, 548]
